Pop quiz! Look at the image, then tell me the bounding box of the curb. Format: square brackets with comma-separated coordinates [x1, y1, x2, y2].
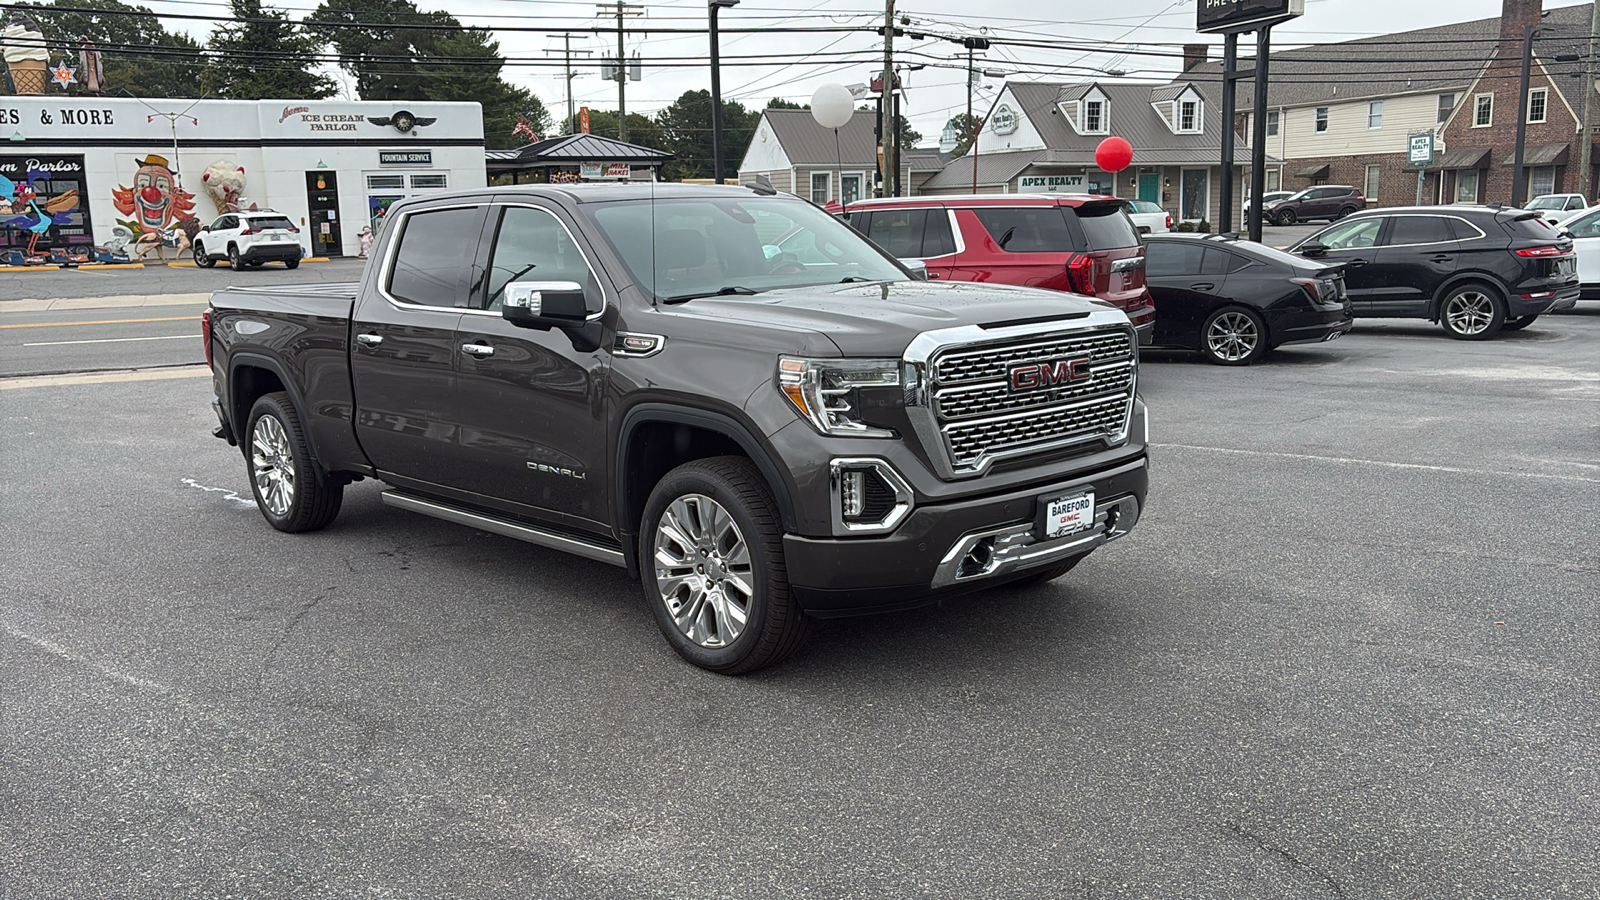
[1, 292, 212, 313]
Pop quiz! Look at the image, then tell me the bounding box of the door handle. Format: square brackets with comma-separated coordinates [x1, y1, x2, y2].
[355, 333, 383, 346]
[1429, 255, 1453, 263]
[461, 342, 495, 357]
[1191, 282, 1215, 291]
[929, 272, 941, 279]
[1348, 259, 1368, 267]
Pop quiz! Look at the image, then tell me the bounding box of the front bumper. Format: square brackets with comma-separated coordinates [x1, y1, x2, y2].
[785, 454, 1148, 617]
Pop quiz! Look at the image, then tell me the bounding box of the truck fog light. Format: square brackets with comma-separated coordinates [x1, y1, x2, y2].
[830, 459, 914, 534]
[842, 469, 865, 518]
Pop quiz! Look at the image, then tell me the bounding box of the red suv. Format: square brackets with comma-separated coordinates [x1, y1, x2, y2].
[844, 194, 1156, 342]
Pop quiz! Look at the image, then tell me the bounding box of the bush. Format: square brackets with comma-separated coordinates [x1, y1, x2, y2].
[1174, 221, 1195, 233]
[1196, 219, 1212, 234]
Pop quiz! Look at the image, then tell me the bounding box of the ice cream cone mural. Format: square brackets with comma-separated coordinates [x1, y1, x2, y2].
[2, 12, 49, 96]
[112, 154, 196, 234]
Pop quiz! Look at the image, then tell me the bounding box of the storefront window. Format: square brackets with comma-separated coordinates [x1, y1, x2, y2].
[841, 173, 862, 205]
[1180, 169, 1208, 221]
[1456, 170, 1479, 204]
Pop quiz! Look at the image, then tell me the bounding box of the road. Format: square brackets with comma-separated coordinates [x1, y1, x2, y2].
[2, 288, 1597, 897]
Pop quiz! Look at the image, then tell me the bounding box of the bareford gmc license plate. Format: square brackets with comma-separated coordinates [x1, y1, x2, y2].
[1038, 491, 1095, 540]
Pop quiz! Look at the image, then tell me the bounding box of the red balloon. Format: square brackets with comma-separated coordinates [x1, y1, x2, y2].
[1095, 136, 1133, 173]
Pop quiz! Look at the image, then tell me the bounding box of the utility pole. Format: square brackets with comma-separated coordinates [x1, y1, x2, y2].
[544, 33, 591, 132]
[960, 36, 988, 193]
[1513, 24, 1536, 207]
[598, 2, 642, 140]
[1581, 0, 1598, 199]
[880, 0, 895, 197]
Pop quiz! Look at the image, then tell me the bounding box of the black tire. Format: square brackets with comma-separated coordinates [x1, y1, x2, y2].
[1001, 553, 1086, 590]
[244, 392, 343, 533]
[228, 245, 243, 269]
[285, 258, 300, 270]
[1334, 206, 1358, 220]
[1502, 314, 1538, 331]
[1275, 209, 1297, 226]
[248, 260, 264, 268]
[1198, 306, 1268, 366]
[639, 456, 810, 674]
[193, 241, 215, 268]
[1439, 282, 1506, 340]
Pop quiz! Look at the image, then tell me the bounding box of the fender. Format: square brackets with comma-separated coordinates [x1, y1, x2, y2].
[227, 351, 334, 480]
[615, 402, 800, 579]
[1428, 272, 1509, 319]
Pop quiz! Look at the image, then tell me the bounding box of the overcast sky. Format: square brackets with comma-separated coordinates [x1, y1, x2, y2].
[145, 0, 1590, 144]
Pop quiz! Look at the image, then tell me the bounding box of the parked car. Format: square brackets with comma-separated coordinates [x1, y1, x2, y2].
[1243, 190, 1293, 225]
[1143, 233, 1352, 365]
[204, 184, 1150, 674]
[1526, 193, 1589, 225]
[843, 194, 1157, 342]
[193, 210, 304, 269]
[1556, 205, 1600, 298]
[1288, 206, 1578, 339]
[1263, 185, 1366, 226]
[1121, 199, 1172, 234]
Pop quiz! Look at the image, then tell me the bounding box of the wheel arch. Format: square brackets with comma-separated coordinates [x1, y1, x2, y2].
[228, 353, 332, 479]
[616, 403, 799, 579]
[1428, 273, 1508, 320]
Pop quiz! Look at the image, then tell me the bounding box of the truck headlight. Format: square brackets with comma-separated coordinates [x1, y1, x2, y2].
[777, 356, 900, 438]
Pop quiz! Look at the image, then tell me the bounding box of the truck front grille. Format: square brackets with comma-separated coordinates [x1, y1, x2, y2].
[924, 326, 1136, 474]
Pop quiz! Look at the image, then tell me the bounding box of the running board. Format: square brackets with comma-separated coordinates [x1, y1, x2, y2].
[380, 491, 626, 568]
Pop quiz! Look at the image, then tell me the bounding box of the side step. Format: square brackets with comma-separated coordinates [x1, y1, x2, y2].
[381, 490, 626, 568]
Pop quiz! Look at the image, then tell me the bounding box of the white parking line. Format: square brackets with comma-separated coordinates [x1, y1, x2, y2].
[23, 334, 195, 347]
[1154, 442, 1600, 485]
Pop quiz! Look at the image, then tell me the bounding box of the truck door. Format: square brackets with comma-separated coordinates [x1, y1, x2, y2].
[349, 203, 486, 481]
[448, 202, 612, 534]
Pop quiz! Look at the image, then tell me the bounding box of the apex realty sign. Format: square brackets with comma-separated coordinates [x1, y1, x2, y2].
[1196, 0, 1304, 34]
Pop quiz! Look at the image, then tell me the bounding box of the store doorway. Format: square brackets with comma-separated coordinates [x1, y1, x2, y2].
[1138, 173, 1159, 203]
[305, 171, 343, 257]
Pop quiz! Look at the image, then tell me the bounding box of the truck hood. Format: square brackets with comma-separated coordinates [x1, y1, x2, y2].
[672, 280, 1118, 357]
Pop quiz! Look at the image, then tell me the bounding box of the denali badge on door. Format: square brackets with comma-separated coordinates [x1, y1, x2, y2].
[1039, 491, 1095, 540]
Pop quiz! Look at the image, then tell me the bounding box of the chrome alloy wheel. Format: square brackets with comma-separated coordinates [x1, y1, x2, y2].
[653, 493, 754, 648]
[251, 414, 296, 517]
[1444, 291, 1495, 336]
[1206, 311, 1260, 362]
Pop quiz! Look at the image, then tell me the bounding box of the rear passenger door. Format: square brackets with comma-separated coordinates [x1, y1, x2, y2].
[1369, 215, 1458, 314]
[957, 206, 1075, 290]
[1145, 241, 1226, 346]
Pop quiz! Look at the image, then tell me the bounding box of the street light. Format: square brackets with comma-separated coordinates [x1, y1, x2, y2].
[709, 0, 739, 185]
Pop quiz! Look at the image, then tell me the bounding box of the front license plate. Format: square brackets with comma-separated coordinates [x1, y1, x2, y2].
[1039, 491, 1095, 540]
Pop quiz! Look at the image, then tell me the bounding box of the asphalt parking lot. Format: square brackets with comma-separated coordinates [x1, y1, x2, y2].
[2, 276, 1597, 896]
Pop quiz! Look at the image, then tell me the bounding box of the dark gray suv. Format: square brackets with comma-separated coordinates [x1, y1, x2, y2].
[1265, 185, 1367, 225]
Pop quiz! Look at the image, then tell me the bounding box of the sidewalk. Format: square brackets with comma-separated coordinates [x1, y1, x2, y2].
[0, 293, 211, 313]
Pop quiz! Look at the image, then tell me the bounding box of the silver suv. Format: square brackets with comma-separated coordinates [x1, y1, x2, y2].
[193, 210, 305, 269]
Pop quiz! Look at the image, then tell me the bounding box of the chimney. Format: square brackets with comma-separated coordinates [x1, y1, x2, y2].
[1183, 43, 1208, 73]
[1499, 0, 1543, 47]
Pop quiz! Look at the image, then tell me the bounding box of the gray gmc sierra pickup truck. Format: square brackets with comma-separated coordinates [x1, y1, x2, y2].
[205, 183, 1149, 673]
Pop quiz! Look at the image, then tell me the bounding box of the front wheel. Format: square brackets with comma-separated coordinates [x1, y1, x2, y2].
[245, 392, 343, 533]
[1200, 307, 1268, 365]
[193, 242, 215, 268]
[1502, 314, 1538, 331]
[1274, 209, 1297, 226]
[640, 456, 810, 674]
[1439, 284, 1505, 340]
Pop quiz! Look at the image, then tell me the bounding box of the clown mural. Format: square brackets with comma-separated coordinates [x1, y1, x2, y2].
[112, 154, 196, 236]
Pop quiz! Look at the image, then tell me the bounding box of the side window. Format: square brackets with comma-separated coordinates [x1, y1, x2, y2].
[484, 206, 596, 312]
[387, 207, 483, 308]
[1144, 241, 1206, 277]
[922, 210, 956, 257]
[1568, 197, 1586, 211]
[1565, 211, 1600, 238]
[865, 208, 929, 258]
[1315, 217, 1383, 250]
[843, 211, 870, 235]
[1199, 248, 1232, 276]
[971, 207, 1075, 252]
[1225, 252, 1253, 274]
[1385, 216, 1453, 246]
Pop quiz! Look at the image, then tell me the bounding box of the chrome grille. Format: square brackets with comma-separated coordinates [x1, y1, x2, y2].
[925, 326, 1136, 473]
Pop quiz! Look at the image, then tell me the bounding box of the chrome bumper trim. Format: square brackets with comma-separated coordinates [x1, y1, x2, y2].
[930, 494, 1140, 589]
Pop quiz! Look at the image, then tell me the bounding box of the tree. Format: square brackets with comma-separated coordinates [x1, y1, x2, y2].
[415, 27, 549, 150]
[945, 113, 983, 157]
[202, 0, 334, 100]
[15, 0, 206, 98]
[766, 97, 804, 110]
[655, 89, 759, 181]
[857, 104, 920, 150]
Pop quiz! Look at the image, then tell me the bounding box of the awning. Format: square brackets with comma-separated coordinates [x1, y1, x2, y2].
[1404, 146, 1490, 172]
[1294, 163, 1330, 179]
[1503, 144, 1569, 167]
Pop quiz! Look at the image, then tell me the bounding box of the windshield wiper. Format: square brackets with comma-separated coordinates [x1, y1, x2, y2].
[662, 285, 761, 305]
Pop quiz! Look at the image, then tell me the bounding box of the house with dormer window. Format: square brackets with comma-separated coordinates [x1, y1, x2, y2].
[919, 80, 1268, 224]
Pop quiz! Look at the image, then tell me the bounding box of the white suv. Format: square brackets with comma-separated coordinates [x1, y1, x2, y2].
[193, 210, 305, 269]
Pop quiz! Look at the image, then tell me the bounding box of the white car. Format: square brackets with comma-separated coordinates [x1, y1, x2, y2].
[1526, 193, 1589, 225]
[193, 210, 305, 269]
[1556, 205, 1600, 300]
[1121, 199, 1171, 235]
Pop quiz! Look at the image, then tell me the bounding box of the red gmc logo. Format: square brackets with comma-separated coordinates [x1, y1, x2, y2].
[1010, 358, 1093, 391]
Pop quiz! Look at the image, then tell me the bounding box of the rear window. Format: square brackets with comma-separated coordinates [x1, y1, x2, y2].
[1501, 214, 1560, 240]
[972, 207, 1075, 253]
[247, 216, 295, 231]
[866, 208, 930, 258]
[1073, 203, 1141, 251]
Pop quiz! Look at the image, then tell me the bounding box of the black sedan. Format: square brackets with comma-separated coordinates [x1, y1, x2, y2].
[1143, 233, 1353, 365]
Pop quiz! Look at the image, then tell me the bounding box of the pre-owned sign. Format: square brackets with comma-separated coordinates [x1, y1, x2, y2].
[1196, 0, 1304, 34]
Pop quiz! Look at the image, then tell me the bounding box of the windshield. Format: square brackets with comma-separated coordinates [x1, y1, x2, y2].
[586, 195, 908, 301]
[1527, 196, 1566, 210]
[1285, 189, 1313, 201]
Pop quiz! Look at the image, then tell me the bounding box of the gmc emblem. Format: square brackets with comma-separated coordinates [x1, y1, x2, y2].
[1010, 358, 1093, 391]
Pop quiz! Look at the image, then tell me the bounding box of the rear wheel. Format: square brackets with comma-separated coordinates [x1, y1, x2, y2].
[1502, 314, 1538, 331]
[1199, 307, 1268, 365]
[1440, 283, 1505, 340]
[193, 242, 215, 268]
[245, 392, 343, 533]
[285, 258, 300, 270]
[228, 245, 242, 268]
[1274, 209, 1297, 226]
[640, 457, 810, 674]
[1334, 206, 1358, 220]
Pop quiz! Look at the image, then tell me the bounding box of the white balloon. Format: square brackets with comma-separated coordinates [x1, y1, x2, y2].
[810, 83, 855, 129]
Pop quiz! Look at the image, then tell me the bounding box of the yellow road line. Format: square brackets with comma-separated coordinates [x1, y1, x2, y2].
[0, 365, 210, 390]
[0, 315, 197, 329]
